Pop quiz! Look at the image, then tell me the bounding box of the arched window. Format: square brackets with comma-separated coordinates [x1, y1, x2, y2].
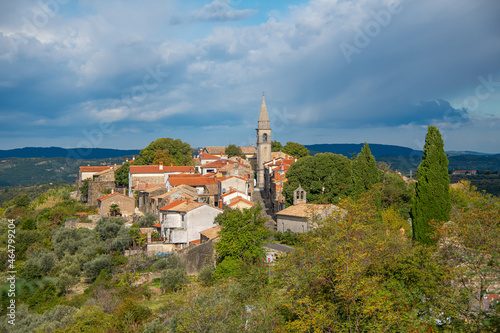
[263, 133, 268, 142]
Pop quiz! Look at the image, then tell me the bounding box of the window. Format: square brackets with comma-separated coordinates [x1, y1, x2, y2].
[263, 133, 268, 142]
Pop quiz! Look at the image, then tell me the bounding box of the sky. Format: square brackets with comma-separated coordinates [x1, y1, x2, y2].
[0, 0, 499, 153]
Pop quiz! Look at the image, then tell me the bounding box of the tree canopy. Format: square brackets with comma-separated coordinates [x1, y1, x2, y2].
[114, 162, 129, 186]
[225, 144, 245, 159]
[352, 142, 380, 198]
[133, 138, 193, 166]
[271, 140, 284, 152]
[283, 153, 353, 205]
[282, 141, 309, 158]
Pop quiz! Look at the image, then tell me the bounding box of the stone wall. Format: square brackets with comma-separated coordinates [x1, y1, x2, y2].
[178, 240, 216, 275]
[88, 181, 116, 206]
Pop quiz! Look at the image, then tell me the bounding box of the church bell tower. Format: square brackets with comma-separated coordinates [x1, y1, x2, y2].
[256, 95, 271, 188]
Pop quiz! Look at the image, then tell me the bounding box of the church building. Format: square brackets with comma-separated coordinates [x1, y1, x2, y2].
[256, 96, 272, 188]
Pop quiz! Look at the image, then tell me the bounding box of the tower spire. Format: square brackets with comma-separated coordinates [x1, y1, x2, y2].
[258, 95, 270, 126]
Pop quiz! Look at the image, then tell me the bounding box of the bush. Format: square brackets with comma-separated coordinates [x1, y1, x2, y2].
[137, 213, 157, 228]
[83, 255, 112, 281]
[160, 268, 188, 293]
[198, 265, 214, 287]
[213, 257, 242, 281]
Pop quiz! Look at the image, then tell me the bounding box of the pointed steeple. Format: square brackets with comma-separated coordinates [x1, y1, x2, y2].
[258, 95, 270, 129]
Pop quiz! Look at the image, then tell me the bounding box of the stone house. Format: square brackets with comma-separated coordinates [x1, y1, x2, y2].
[150, 185, 199, 217]
[97, 192, 135, 217]
[138, 186, 169, 214]
[128, 162, 195, 197]
[159, 199, 223, 249]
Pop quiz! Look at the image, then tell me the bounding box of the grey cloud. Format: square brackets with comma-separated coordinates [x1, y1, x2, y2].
[191, 0, 257, 22]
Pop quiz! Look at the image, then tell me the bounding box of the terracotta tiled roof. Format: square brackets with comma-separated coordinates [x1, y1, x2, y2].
[152, 223, 162, 228]
[152, 185, 199, 199]
[97, 192, 133, 201]
[80, 166, 112, 172]
[200, 225, 222, 239]
[93, 168, 115, 177]
[228, 197, 254, 207]
[130, 165, 195, 174]
[168, 177, 218, 186]
[190, 239, 201, 244]
[160, 200, 213, 213]
[220, 188, 246, 198]
[140, 185, 167, 193]
[204, 184, 219, 196]
[199, 152, 219, 160]
[201, 159, 250, 169]
[276, 203, 340, 218]
[132, 183, 164, 190]
[204, 146, 256, 155]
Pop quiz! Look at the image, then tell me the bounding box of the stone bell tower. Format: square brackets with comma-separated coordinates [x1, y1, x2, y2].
[256, 95, 271, 188]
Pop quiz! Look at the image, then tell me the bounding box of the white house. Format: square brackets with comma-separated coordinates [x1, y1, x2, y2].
[159, 199, 223, 249]
[220, 188, 252, 206]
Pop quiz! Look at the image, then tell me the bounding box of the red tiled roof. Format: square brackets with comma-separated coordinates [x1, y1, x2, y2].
[228, 197, 254, 207]
[201, 159, 250, 169]
[80, 166, 112, 172]
[159, 200, 184, 211]
[152, 223, 162, 228]
[97, 192, 132, 201]
[130, 165, 195, 174]
[189, 239, 201, 244]
[199, 152, 219, 160]
[168, 177, 218, 186]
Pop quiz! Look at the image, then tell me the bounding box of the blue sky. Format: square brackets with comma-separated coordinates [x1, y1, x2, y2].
[0, 0, 499, 153]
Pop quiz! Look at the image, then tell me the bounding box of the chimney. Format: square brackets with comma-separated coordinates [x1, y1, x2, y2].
[159, 162, 163, 170]
[295, 156, 297, 162]
[123, 188, 126, 195]
[171, 163, 173, 166]
[111, 189, 114, 194]
[252, 143, 254, 147]
[132, 155, 135, 161]
[187, 198, 190, 205]
[126, 158, 129, 163]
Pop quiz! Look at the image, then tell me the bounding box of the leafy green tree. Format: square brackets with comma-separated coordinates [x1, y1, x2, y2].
[271, 140, 283, 152]
[114, 162, 129, 186]
[352, 142, 380, 198]
[225, 144, 245, 158]
[95, 217, 122, 241]
[283, 153, 353, 205]
[214, 206, 269, 264]
[134, 138, 193, 166]
[152, 149, 177, 166]
[83, 254, 112, 281]
[411, 126, 451, 244]
[160, 267, 188, 293]
[282, 141, 309, 158]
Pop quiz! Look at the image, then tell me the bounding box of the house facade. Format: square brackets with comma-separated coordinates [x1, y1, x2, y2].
[159, 199, 222, 249]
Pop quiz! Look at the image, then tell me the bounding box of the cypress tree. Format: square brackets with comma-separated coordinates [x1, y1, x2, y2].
[411, 126, 451, 244]
[353, 142, 380, 198]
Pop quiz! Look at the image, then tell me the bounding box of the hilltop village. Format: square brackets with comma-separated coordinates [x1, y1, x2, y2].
[1, 98, 499, 332]
[76, 96, 342, 254]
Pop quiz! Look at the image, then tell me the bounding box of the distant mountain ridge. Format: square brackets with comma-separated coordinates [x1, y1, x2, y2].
[304, 143, 423, 157]
[304, 143, 500, 158]
[0, 147, 141, 159]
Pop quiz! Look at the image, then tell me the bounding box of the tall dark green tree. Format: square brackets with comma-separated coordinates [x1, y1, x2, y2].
[411, 126, 451, 244]
[352, 143, 380, 198]
[271, 140, 283, 152]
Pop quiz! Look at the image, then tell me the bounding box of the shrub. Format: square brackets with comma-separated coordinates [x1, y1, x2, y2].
[160, 268, 188, 293]
[198, 265, 214, 287]
[83, 255, 112, 281]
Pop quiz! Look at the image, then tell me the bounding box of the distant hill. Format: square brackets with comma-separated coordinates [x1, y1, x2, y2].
[304, 143, 423, 158]
[0, 147, 141, 159]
